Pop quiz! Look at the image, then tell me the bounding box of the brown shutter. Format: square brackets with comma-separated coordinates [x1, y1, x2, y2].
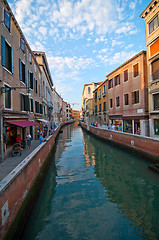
[152, 59, 159, 81]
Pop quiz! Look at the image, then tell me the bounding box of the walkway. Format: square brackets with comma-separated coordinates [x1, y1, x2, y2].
[0, 140, 40, 181]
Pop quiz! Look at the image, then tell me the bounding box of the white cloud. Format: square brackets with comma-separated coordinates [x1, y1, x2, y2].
[47, 56, 95, 71]
[109, 50, 137, 65]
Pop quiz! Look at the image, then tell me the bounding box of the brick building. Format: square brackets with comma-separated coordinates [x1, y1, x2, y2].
[106, 51, 149, 135]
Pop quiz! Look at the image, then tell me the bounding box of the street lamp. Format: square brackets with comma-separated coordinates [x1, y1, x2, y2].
[0, 85, 31, 161]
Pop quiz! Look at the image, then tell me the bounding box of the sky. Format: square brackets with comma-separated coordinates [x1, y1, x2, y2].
[8, 0, 151, 110]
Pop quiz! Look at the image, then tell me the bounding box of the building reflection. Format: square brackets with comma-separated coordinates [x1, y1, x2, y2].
[82, 130, 159, 240]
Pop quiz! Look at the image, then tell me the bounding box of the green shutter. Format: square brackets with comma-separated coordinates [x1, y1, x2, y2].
[19, 58, 22, 81]
[11, 47, 13, 73]
[20, 93, 22, 111]
[28, 70, 30, 88]
[24, 95, 29, 111]
[1, 35, 5, 67]
[25, 65, 27, 84]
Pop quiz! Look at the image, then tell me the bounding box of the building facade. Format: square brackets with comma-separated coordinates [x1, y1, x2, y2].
[0, 0, 43, 159]
[93, 80, 108, 126]
[140, 0, 159, 138]
[33, 51, 54, 130]
[82, 82, 101, 122]
[106, 51, 149, 135]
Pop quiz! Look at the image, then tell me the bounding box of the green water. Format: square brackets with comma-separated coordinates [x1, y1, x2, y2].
[21, 123, 159, 240]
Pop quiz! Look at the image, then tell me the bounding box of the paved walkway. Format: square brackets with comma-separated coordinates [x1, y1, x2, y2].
[0, 140, 40, 181]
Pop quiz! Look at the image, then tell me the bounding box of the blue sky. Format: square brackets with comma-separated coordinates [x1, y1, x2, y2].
[8, 0, 150, 110]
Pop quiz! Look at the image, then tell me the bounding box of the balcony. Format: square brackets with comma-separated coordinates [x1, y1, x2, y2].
[102, 92, 106, 97]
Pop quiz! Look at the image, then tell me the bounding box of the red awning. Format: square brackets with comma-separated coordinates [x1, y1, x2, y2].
[6, 120, 37, 128]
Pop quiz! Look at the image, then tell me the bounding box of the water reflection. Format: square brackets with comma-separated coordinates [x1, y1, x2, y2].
[82, 130, 159, 240]
[21, 124, 159, 240]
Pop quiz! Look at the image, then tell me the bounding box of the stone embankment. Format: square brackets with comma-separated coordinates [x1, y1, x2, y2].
[0, 120, 74, 240]
[80, 122, 159, 162]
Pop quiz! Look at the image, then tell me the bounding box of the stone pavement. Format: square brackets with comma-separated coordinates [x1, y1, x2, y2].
[0, 140, 40, 181]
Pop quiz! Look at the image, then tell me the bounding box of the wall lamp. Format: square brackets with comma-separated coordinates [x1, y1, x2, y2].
[1, 85, 31, 95]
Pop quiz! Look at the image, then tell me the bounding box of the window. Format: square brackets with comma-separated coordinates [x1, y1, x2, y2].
[19, 59, 26, 84]
[99, 103, 101, 112]
[34, 78, 38, 94]
[34, 63, 36, 73]
[114, 75, 120, 86]
[124, 69, 128, 82]
[30, 98, 34, 112]
[149, 15, 159, 34]
[124, 94, 129, 105]
[28, 52, 32, 63]
[95, 105, 97, 113]
[28, 70, 33, 89]
[1, 36, 13, 73]
[39, 72, 41, 79]
[95, 92, 97, 101]
[116, 96, 120, 107]
[39, 84, 41, 97]
[4, 85, 11, 109]
[108, 79, 113, 89]
[43, 81, 45, 98]
[152, 59, 159, 81]
[133, 63, 139, 77]
[4, 10, 10, 32]
[35, 101, 40, 113]
[99, 89, 101, 99]
[132, 90, 139, 104]
[103, 101, 106, 111]
[154, 93, 159, 110]
[88, 87, 90, 94]
[110, 99, 113, 108]
[103, 85, 106, 94]
[154, 119, 159, 135]
[20, 94, 30, 111]
[20, 38, 25, 52]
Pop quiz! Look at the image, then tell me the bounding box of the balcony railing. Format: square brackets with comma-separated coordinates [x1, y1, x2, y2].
[102, 92, 106, 97]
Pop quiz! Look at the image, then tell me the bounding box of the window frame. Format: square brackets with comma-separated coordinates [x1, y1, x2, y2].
[4, 84, 12, 109]
[132, 90, 139, 104]
[124, 69, 128, 82]
[133, 63, 139, 78]
[114, 74, 120, 86]
[1, 36, 13, 73]
[124, 93, 129, 105]
[116, 96, 120, 107]
[110, 98, 113, 108]
[149, 15, 159, 35]
[153, 93, 159, 111]
[20, 38, 25, 52]
[151, 59, 159, 81]
[4, 10, 11, 32]
[108, 78, 113, 89]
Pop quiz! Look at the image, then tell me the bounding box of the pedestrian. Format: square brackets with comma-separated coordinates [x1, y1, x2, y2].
[39, 133, 46, 144]
[26, 132, 32, 148]
[136, 127, 141, 135]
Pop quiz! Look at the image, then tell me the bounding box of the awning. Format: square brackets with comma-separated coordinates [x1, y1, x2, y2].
[36, 119, 49, 123]
[6, 120, 37, 128]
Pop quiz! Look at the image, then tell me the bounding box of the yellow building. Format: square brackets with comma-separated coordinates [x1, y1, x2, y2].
[82, 82, 101, 122]
[72, 110, 80, 120]
[93, 80, 108, 126]
[140, 0, 159, 137]
[86, 98, 94, 124]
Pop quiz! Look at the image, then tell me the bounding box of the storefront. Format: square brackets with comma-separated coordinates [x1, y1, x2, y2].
[114, 119, 122, 131]
[3, 118, 37, 149]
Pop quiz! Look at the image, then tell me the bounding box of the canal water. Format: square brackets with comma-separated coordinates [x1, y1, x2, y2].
[21, 122, 159, 240]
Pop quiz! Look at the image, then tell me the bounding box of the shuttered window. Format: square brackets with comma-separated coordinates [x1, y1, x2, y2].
[132, 90, 139, 104]
[110, 99, 113, 108]
[133, 63, 139, 77]
[124, 94, 129, 105]
[34, 78, 38, 94]
[4, 85, 11, 109]
[19, 59, 26, 84]
[1, 36, 13, 73]
[152, 59, 159, 81]
[124, 69, 128, 82]
[116, 96, 120, 107]
[30, 98, 34, 112]
[4, 10, 10, 32]
[28, 70, 33, 89]
[154, 93, 159, 110]
[20, 93, 30, 111]
[114, 75, 120, 86]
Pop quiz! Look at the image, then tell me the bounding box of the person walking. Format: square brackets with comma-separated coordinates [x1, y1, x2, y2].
[26, 133, 32, 148]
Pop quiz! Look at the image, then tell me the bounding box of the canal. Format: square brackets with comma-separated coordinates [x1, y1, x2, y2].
[21, 122, 159, 240]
